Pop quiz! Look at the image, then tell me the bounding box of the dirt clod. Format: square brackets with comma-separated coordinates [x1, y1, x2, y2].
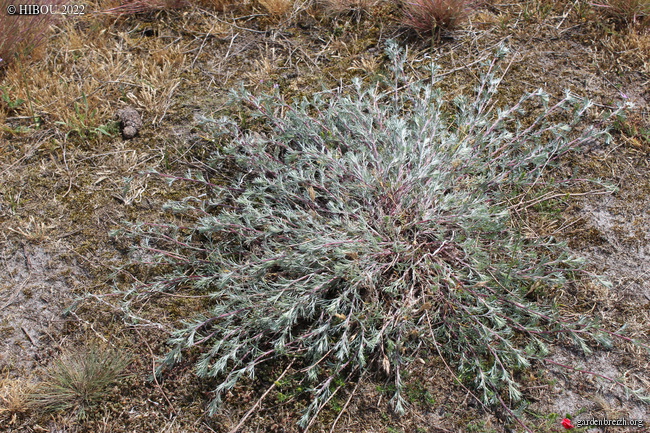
[116, 106, 143, 139]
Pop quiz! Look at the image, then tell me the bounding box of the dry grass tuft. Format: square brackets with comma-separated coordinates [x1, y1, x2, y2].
[319, 0, 381, 16]
[2, 19, 121, 131]
[129, 45, 186, 126]
[193, 0, 236, 10]
[1, 15, 186, 135]
[0, 377, 34, 422]
[244, 55, 277, 87]
[258, 0, 293, 16]
[0, 0, 65, 69]
[99, 0, 188, 15]
[98, 0, 236, 14]
[591, 0, 650, 27]
[402, 0, 482, 34]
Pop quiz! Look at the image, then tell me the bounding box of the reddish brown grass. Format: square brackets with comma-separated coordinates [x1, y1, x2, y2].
[0, 0, 65, 69]
[402, 0, 481, 34]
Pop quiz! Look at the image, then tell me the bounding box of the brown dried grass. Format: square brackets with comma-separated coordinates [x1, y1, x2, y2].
[402, 0, 482, 34]
[591, 0, 650, 27]
[0, 377, 34, 421]
[99, 0, 187, 15]
[99, 0, 234, 15]
[1, 14, 186, 134]
[258, 0, 293, 16]
[0, 0, 65, 69]
[319, 0, 381, 15]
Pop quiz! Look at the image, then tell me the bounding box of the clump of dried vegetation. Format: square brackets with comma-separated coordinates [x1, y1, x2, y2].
[591, 0, 650, 27]
[319, 0, 382, 16]
[0, 376, 34, 423]
[0, 0, 65, 69]
[99, 0, 188, 15]
[0, 14, 186, 136]
[401, 0, 483, 34]
[259, 0, 294, 16]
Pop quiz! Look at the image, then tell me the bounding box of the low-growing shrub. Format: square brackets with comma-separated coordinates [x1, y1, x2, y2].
[114, 42, 645, 428]
[401, 0, 481, 34]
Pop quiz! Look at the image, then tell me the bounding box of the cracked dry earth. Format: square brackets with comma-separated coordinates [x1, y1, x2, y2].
[531, 144, 650, 431]
[0, 240, 82, 375]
